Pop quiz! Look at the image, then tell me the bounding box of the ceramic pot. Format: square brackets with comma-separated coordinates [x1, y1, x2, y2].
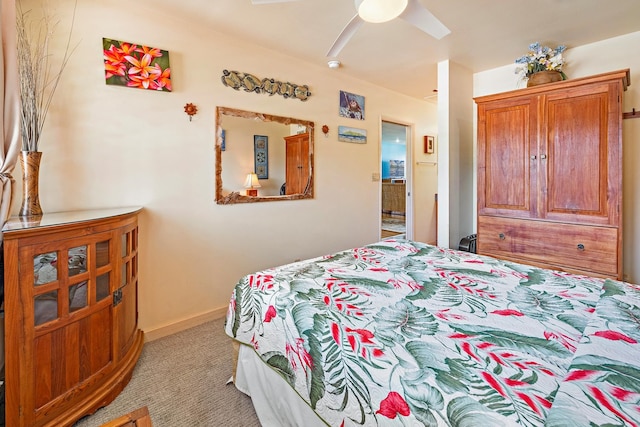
[19, 151, 43, 217]
[527, 70, 564, 87]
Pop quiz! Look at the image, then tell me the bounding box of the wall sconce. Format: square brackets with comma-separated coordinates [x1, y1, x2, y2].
[184, 103, 198, 121]
[322, 125, 329, 137]
[244, 172, 261, 196]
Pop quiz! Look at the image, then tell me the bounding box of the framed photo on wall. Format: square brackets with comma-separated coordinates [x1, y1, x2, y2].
[338, 126, 367, 144]
[339, 90, 365, 120]
[254, 135, 268, 179]
[424, 135, 435, 154]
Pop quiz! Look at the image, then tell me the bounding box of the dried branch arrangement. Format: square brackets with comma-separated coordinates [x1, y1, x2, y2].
[16, 1, 77, 152]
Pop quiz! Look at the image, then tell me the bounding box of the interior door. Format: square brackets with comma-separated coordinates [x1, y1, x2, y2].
[380, 121, 411, 240]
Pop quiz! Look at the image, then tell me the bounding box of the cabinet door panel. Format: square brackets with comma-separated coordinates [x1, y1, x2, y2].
[285, 133, 310, 195]
[477, 97, 537, 218]
[543, 83, 619, 225]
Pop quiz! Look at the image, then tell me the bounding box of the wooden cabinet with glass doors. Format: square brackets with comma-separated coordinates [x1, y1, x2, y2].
[2, 207, 143, 427]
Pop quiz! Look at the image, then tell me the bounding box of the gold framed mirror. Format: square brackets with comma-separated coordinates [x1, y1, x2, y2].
[215, 107, 314, 204]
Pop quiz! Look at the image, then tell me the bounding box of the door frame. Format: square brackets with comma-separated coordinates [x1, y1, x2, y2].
[379, 117, 413, 240]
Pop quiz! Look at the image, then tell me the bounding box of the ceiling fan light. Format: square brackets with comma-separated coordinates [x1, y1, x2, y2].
[357, 0, 408, 23]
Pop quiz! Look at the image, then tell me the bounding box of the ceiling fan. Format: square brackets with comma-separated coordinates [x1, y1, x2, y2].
[250, 0, 450, 58]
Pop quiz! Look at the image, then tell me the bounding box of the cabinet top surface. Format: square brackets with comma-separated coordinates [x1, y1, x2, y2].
[2, 206, 142, 233]
[474, 68, 630, 104]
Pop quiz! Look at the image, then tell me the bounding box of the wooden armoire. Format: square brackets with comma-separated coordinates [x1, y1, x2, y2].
[474, 69, 630, 279]
[284, 132, 310, 194]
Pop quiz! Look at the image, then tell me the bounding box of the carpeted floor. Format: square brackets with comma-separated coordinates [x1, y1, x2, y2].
[74, 317, 260, 427]
[381, 217, 406, 233]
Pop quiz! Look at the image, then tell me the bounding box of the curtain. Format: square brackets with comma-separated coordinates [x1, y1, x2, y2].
[0, 0, 20, 236]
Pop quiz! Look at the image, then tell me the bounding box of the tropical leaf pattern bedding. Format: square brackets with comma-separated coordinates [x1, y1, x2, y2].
[224, 239, 640, 426]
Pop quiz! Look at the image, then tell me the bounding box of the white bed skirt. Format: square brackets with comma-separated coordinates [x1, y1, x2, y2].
[234, 344, 327, 427]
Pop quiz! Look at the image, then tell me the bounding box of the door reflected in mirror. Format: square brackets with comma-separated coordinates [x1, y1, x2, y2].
[215, 107, 314, 204]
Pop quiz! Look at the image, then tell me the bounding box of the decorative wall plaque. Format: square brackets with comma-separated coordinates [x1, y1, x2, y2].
[221, 70, 311, 102]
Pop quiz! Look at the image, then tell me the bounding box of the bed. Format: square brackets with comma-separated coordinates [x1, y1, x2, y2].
[224, 239, 640, 426]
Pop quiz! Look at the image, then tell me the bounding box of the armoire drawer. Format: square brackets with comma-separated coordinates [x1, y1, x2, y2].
[478, 216, 619, 277]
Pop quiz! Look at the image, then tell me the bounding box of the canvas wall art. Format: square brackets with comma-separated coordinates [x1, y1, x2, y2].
[103, 38, 172, 91]
[339, 90, 365, 120]
[338, 126, 367, 144]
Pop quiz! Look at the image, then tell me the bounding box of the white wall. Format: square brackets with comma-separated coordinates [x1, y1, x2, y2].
[13, 0, 438, 335]
[473, 32, 640, 283]
[437, 61, 474, 249]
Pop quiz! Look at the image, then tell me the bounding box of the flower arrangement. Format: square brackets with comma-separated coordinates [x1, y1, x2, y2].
[17, 2, 77, 152]
[515, 42, 567, 82]
[103, 38, 172, 92]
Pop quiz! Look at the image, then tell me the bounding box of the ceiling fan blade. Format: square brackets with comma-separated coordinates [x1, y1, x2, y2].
[326, 14, 364, 58]
[399, 0, 450, 40]
[251, 0, 301, 4]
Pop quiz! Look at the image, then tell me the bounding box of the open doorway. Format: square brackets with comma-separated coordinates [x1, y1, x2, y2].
[381, 121, 411, 239]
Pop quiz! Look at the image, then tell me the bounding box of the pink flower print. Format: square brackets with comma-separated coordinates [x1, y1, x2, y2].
[263, 305, 276, 322]
[481, 372, 506, 397]
[535, 395, 553, 409]
[611, 386, 637, 402]
[544, 331, 578, 352]
[285, 337, 313, 370]
[565, 369, 598, 381]
[376, 392, 410, 419]
[589, 386, 638, 427]
[325, 278, 371, 297]
[331, 322, 341, 345]
[386, 278, 422, 291]
[435, 308, 466, 321]
[490, 309, 524, 316]
[515, 392, 542, 416]
[352, 247, 381, 264]
[344, 327, 384, 359]
[461, 342, 481, 362]
[247, 274, 275, 291]
[593, 330, 637, 344]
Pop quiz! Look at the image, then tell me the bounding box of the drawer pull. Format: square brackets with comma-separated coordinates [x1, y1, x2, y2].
[530, 155, 537, 160]
[577, 243, 585, 251]
[499, 233, 505, 240]
[540, 154, 547, 159]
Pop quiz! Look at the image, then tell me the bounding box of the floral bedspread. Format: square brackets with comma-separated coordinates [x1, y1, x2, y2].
[224, 239, 640, 426]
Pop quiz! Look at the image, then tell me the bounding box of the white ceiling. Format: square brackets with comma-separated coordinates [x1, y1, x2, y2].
[151, 0, 640, 100]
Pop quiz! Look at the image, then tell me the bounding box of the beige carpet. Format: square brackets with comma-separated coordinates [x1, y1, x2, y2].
[381, 217, 406, 233]
[74, 317, 260, 427]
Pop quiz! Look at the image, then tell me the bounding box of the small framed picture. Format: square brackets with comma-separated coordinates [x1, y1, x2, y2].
[254, 135, 268, 179]
[339, 90, 365, 120]
[424, 135, 435, 154]
[338, 126, 367, 144]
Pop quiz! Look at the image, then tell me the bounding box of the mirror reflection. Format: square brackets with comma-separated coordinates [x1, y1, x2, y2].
[215, 107, 314, 204]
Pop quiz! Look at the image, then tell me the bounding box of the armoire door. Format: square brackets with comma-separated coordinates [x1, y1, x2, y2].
[477, 95, 539, 219]
[285, 133, 310, 194]
[542, 81, 621, 227]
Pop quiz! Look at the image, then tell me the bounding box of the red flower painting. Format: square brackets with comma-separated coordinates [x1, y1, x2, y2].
[103, 38, 172, 92]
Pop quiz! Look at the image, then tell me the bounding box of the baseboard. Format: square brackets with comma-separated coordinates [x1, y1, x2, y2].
[143, 306, 228, 342]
